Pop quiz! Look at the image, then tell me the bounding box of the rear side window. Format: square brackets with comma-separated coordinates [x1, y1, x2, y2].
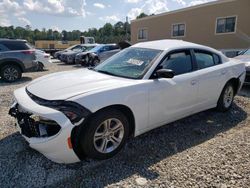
[2, 42, 31, 51]
[194, 50, 221, 70]
[160, 50, 192, 75]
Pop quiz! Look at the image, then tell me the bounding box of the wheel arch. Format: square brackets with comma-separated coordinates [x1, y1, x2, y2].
[71, 104, 136, 160]
[0, 59, 24, 72]
[226, 77, 240, 95]
[93, 104, 136, 137]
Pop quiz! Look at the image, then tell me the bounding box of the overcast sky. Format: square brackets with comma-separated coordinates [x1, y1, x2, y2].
[0, 0, 216, 31]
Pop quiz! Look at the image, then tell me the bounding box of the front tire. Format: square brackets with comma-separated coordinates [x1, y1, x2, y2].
[0, 64, 22, 82]
[92, 58, 100, 66]
[80, 109, 129, 160]
[217, 82, 235, 112]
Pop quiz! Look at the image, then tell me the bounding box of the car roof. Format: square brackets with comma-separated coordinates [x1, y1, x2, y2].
[133, 39, 209, 51]
[0, 38, 27, 43]
[133, 39, 229, 62]
[80, 43, 98, 47]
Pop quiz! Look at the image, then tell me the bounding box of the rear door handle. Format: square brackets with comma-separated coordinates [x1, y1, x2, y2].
[191, 80, 198, 85]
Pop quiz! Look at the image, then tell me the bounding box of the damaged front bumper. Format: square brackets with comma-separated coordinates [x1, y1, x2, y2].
[9, 104, 61, 138]
[9, 87, 81, 164]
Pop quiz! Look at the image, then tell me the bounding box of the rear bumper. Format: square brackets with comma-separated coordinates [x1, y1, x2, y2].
[9, 87, 80, 164]
[24, 60, 38, 72]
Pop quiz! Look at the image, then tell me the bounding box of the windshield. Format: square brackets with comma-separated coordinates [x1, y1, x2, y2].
[94, 47, 162, 79]
[243, 49, 250, 55]
[84, 45, 96, 52]
[66, 45, 78, 50]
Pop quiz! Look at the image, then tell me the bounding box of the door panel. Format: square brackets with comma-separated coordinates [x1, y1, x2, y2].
[195, 64, 227, 107]
[193, 50, 227, 108]
[148, 73, 199, 128]
[148, 49, 199, 129]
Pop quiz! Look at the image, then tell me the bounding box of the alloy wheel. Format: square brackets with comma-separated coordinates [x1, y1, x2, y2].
[93, 118, 124, 154]
[223, 85, 234, 108]
[3, 67, 19, 81]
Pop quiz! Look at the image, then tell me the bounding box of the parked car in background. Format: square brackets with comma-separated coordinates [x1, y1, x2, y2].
[9, 40, 246, 163]
[0, 39, 37, 82]
[53, 44, 82, 60]
[234, 49, 250, 85]
[88, 41, 131, 66]
[63, 44, 97, 64]
[76, 44, 119, 66]
[35, 50, 51, 71]
[88, 44, 120, 65]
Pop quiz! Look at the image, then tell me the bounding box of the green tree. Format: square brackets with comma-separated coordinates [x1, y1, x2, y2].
[136, 12, 148, 19]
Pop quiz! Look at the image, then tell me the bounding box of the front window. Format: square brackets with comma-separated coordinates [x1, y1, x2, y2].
[160, 50, 192, 75]
[216, 16, 236, 34]
[172, 23, 185, 37]
[94, 47, 162, 79]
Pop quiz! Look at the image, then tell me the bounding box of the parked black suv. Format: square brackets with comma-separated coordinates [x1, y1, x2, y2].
[0, 39, 37, 82]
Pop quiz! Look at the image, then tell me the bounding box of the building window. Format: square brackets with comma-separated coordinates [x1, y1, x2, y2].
[172, 23, 185, 37]
[138, 28, 148, 40]
[216, 16, 236, 34]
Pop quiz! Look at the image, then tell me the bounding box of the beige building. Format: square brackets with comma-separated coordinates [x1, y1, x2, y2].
[35, 40, 80, 49]
[131, 0, 250, 53]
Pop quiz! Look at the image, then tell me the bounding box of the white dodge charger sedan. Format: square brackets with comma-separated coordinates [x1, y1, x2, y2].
[9, 40, 246, 163]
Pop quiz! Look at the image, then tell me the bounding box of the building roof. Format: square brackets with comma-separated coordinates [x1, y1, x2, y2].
[132, 39, 204, 51]
[131, 0, 236, 23]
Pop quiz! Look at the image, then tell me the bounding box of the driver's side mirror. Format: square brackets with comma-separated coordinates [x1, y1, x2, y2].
[156, 69, 175, 79]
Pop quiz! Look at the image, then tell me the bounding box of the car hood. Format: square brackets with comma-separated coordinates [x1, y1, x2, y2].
[26, 69, 134, 100]
[77, 51, 90, 56]
[62, 51, 78, 55]
[57, 50, 69, 54]
[234, 55, 250, 63]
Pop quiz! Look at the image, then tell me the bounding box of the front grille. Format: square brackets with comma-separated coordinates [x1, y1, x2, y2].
[9, 104, 61, 138]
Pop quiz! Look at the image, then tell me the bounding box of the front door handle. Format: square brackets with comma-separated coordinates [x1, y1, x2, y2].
[191, 80, 197, 85]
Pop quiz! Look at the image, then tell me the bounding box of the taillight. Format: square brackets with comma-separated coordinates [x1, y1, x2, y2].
[22, 50, 35, 55]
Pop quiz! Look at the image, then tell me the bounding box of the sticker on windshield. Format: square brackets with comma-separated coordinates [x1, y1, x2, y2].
[127, 59, 144, 66]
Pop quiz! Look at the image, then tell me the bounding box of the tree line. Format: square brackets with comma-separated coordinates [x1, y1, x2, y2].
[0, 21, 131, 44]
[0, 13, 151, 44]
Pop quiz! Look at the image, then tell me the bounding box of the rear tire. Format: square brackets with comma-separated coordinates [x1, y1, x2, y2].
[0, 64, 22, 82]
[216, 82, 235, 112]
[80, 109, 129, 160]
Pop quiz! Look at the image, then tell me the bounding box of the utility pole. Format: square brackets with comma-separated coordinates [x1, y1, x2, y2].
[125, 16, 128, 40]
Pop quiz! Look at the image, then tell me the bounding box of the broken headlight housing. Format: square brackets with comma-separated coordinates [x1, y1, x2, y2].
[26, 88, 91, 125]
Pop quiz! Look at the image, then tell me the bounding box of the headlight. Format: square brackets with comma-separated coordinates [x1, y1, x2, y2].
[52, 101, 90, 125]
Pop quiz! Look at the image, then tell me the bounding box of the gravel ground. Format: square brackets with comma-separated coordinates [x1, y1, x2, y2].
[0, 63, 249, 188]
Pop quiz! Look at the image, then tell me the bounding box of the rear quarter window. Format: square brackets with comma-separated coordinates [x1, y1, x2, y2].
[2, 41, 31, 51]
[194, 50, 221, 70]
